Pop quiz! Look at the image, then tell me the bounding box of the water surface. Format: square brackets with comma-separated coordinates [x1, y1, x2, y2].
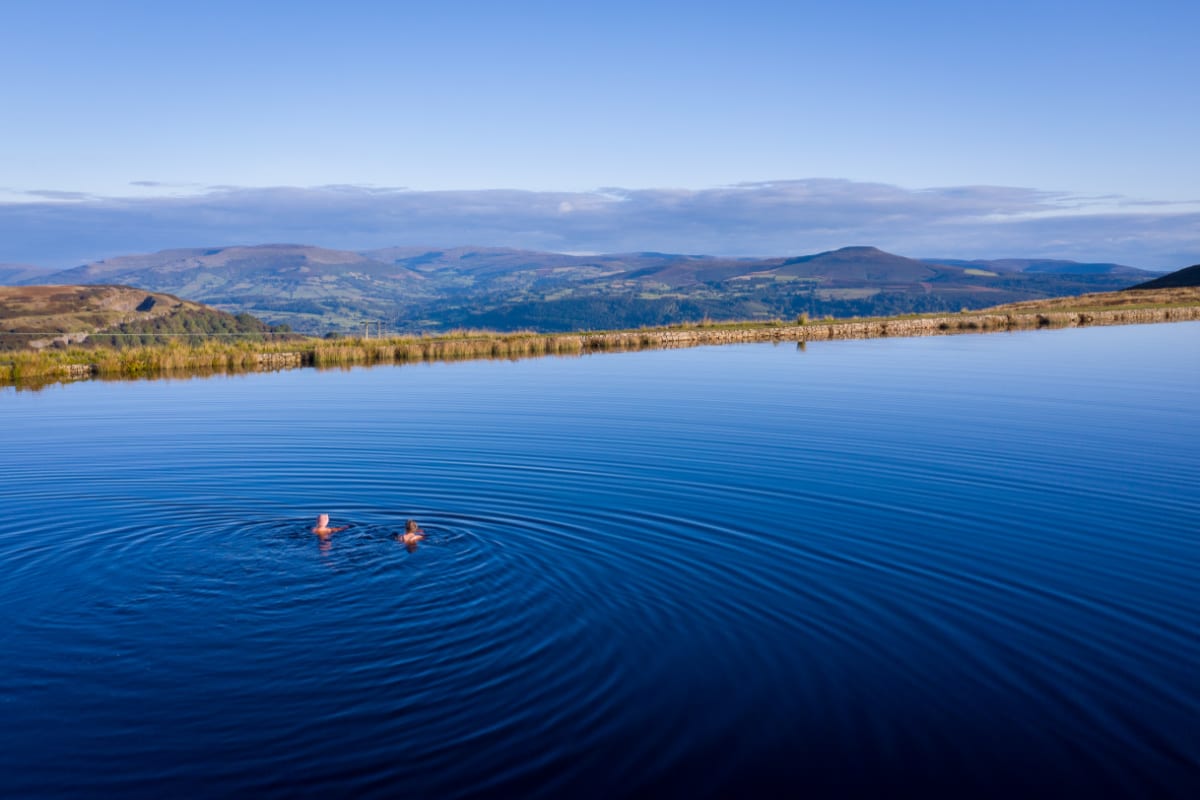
[2, 323, 1198, 797]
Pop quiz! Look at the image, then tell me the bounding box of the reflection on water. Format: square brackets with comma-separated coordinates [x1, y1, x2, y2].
[1, 323, 1198, 798]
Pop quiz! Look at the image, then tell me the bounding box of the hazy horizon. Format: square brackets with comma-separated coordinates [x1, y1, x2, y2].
[3, 180, 1197, 271]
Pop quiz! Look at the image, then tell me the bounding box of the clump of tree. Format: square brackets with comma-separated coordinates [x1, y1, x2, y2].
[87, 308, 292, 348]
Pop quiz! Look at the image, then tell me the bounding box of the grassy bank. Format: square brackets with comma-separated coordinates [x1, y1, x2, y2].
[4, 288, 1200, 389]
[0, 330, 641, 387]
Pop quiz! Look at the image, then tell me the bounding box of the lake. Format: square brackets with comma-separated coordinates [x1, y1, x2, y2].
[2, 322, 1198, 798]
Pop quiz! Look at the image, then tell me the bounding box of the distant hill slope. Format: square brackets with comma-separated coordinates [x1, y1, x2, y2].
[773, 246, 944, 282]
[927, 257, 1155, 276]
[30, 243, 1164, 334]
[42, 244, 428, 331]
[0, 285, 278, 350]
[421, 246, 1163, 333]
[360, 246, 751, 287]
[0, 263, 55, 284]
[1128, 264, 1200, 289]
[365, 246, 1158, 284]
[53, 243, 420, 282]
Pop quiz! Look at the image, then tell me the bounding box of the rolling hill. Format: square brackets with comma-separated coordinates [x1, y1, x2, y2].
[43, 244, 429, 330]
[415, 246, 1164, 332]
[1128, 263, 1200, 290]
[13, 244, 1165, 334]
[0, 285, 279, 350]
[926, 257, 1151, 276]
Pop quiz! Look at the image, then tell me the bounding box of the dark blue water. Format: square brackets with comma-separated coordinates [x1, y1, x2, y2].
[2, 323, 1198, 798]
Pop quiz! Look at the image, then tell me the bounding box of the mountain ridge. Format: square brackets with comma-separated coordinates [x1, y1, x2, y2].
[9, 243, 1168, 333]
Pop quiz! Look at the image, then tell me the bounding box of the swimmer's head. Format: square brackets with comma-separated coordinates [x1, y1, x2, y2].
[406, 519, 420, 533]
[317, 514, 330, 527]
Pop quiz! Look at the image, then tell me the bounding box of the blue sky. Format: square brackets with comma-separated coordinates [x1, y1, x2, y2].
[2, 0, 1198, 267]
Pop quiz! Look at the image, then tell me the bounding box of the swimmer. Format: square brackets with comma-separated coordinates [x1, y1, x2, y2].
[312, 513, 348, 535]
[398, 519, 425, 545]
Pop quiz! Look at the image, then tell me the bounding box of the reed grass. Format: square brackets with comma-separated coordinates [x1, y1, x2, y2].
[4, 291, 1199, 388]
[0, 330, 635, 386]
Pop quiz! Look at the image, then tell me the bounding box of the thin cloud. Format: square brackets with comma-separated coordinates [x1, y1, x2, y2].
[1, 180, 1196, 269]
[22, 189, 95, 201]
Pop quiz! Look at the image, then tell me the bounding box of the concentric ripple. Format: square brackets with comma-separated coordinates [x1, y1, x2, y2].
[1, 322, 1198, 798]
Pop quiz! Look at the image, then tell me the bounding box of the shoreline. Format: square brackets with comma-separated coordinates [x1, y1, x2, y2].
[4, 303, 1200, 389]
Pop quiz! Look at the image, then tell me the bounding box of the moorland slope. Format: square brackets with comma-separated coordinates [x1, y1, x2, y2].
[0, 285, 279, 350]
[1128, 264, 1200, 290]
